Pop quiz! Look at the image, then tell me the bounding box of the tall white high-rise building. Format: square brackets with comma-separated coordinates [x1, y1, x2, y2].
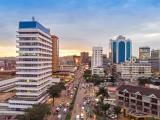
[91, 47, 104, 76]
[91, 47, 103, 68]
[7, 20, 52, 114]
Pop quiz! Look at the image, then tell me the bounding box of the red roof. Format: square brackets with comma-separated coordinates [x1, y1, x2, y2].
[117, 85, 160, 98]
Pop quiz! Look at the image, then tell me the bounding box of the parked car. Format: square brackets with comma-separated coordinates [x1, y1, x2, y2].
[66, 102, 70, 107]
[80, 113, 84, 119]
[63, 108, 67, 113]
[56, 107, 60, 112]
[57, 114, 62, 119]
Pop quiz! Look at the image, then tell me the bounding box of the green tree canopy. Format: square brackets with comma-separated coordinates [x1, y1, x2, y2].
[114, 106, 121, 120]
[83, 69, 92, 82]
[102, 103, 110, 112]
[48, 82, 66, 105]
[138, 77, 152, 86]
[17, 103, 51, 120]
[96, 87, 109, 99]
[92, 74, 104, 86]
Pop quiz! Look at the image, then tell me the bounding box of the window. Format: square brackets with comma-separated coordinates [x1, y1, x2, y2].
[131, 93, 135, 97]
[119, 91, 123, 95]
[151, 98, 158, 103]
[137, 95, 142, 100]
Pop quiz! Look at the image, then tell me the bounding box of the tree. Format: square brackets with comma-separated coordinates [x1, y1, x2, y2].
[138, 77, 152, 86]
[48, 82, 66, 105]
[96, 87, 109, 99]
[83, 70, 92, 82]
[102, 103, 110, 115]
[92, 74, 104, 86]
[58, 82, 66, 90]
[147, 117, 158, 120]
[17, 103, 51, 120]
[114, 106, 121, 120]
[110, 75, 116, 86]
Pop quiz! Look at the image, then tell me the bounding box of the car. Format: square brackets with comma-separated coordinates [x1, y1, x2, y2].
[80, 113, 84, 119]
[87, 100, 90, 104]
[63, 108, 67, 113]
[75, 115, 80, 120]
[83, 101, 86, 106]
[81, 107, 85, 111]
[59, 104, 63, 108]
[61, 98, 65, 102]
[66, 102, 70, 107]
[56, 107, 60, 112]
[70, 95, 73, 99]
[57, 114, 62, 119]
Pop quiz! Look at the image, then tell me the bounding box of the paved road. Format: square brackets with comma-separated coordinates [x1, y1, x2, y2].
[47, 68, 83, 120]
[71, 79, 83, 120]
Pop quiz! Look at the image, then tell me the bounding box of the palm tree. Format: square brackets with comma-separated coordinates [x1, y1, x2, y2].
[17, 103, 51, 120]
[102, 103, 110, 115]
[96, 87, 109, 99]
[114, 106, 121, 120]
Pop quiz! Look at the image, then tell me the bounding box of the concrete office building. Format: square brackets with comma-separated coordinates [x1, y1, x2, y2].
[0, 20, 53, 115]
[110, 35, 132, 64]
[80, 52, 89, 64]
[151, 50, 160, 73]
[116, 62, 152, 81]
[91, 47, 103, 68]
[51, 35, 59, 72]
[139, 47, 150, 62]
[91, 47, 104, 76]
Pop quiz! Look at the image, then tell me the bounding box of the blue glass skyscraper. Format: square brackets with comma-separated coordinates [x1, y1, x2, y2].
[110, 35, 132, 63]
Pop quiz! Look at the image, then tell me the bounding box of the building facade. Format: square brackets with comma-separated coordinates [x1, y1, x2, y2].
[51, 35, 59, 72]
[0, 77, 17, 92]
[116, 62, 152, 80]
[59, 55, 80, 66]
[117, 85, 160, 118]
[91, 47, 103, 68]
[110, 35, 132, 64]
[151, 50, 160, 73]
[139, 47, 150, 62]
[91, 47, 104, 76]
[4, 20, 53, 114]
[80, 52, 89, 64]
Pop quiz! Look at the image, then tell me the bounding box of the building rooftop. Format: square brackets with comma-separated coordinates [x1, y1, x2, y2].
[19, 21, 50, 34]
[0, 92, 15, 102]
[117, 85, 160, 98]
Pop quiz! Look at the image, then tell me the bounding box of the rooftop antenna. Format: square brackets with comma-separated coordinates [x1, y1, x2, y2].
[32, 16, 35, 21]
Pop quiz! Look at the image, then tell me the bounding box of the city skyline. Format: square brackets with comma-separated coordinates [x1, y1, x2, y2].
[0, 0, 160, 57]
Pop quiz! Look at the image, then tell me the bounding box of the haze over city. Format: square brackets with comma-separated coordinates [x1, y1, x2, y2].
[0, 0, 160, 120]
[1, 0, 160, 57]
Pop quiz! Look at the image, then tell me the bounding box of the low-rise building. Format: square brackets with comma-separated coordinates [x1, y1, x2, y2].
[116, 62, 152, 81]
[60, 65, 77, 72]
[0, 77, 17, 92]
[117, 85, 160, 119]
[92, 67, 104, 76]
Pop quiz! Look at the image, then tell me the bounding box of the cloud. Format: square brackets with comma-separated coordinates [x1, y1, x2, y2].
[0, 0, 160, 57]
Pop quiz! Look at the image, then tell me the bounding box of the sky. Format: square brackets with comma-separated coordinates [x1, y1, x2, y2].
[0, 0, 160, 57]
